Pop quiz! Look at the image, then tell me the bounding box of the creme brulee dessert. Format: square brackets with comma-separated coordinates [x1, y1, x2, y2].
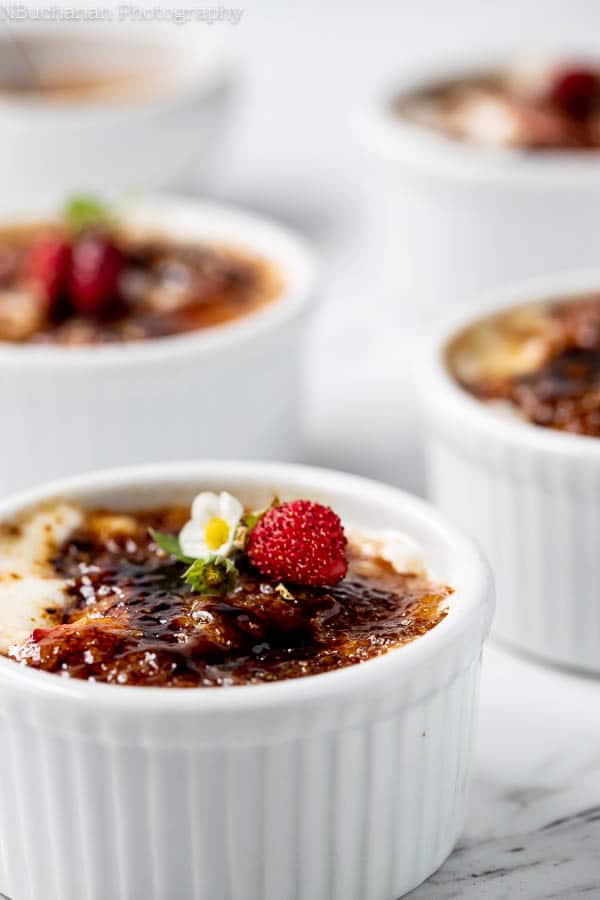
[448, 294, 600, 436]
[398, 59, 600, 150]
[1, 492, 450, 687]
[0, 196, 281, 345]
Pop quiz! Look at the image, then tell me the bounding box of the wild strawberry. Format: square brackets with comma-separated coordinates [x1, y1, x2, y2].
[68, 234, 124, 316]
[24, 237, 72, 314]
[550, 66, 599, 118]
[247, 500, 348, 586]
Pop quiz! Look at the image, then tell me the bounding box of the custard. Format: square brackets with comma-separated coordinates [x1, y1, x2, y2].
[2, 503, 451, 687]
[449, 295, 600, 436]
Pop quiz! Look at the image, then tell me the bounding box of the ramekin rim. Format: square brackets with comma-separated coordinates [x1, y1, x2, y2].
[419, 267, 600, 462]
[0, 194, 317, 370]
[0, 460, 492, 711]
[356, 51, 600, 188]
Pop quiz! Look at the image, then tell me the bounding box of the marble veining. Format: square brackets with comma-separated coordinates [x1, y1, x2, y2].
[408, 645, 600, 898]
[409, 806, 600, 897]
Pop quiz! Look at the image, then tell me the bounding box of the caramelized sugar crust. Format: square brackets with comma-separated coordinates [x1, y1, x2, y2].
[0, 223, 281, 345]
[450, 296, 600, 436]
[397, 69, 600, 151]
[9, 507, 450, 687]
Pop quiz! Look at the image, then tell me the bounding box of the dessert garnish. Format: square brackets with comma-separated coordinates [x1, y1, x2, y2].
[150, 490, 245, 596]
[247, 499, 348, 586]
[150, 493, 349, 593]
[0, 195, 280, 344]
[24, 236, 72, 314]
[1, 496, 451, 686]
[179, 490, 243, 559]
[549, 66, 599, 118]
[63, 195, 114, 234]
[26, 195, 125, 319]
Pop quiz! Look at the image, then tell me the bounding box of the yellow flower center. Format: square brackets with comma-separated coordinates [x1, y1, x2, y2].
[204, 517, 230, 551]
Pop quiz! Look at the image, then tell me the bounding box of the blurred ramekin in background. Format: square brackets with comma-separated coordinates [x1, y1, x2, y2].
[419, 271, 600, 674]
[0, 196, 316, 495]
[0, 460, 493, 900]
[357, 55, 600, 323]
[0, 24, 237, 204]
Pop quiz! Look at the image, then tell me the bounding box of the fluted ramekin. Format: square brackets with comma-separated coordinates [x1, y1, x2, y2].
[357, 55, 600, 326]
[0, 461, 492, 900]
[418, 270, 600, 674]
[0, 197, 315, 496]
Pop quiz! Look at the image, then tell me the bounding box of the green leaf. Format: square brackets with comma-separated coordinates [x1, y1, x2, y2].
[184, 555, 238, 595]
[148, 528, 194, 564]
[242, 511, 262, 530]
[63, 194, 113, 234]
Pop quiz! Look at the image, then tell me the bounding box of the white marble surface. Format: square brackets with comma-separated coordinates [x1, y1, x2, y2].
[409, 644, 600, 897]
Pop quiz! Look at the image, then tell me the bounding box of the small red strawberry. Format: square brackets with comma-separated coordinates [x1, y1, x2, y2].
[247, 500, 348, 586]
[550, 66, 599, 118]
[68, 233, 124, 316]
[24, 237, 72, 314]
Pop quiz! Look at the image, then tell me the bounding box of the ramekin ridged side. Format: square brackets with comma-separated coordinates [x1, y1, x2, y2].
[0, 462, 492, 900]
[418, 273, 600, 674]
[0, 197, 316, 496]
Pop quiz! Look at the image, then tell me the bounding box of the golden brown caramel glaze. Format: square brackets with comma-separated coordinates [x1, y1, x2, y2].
[0, 223, 280, 346]
[456, 296, 600, 436]
[8, 507, 450, 687]
[0, 69, 159, 102]
[397, 68, 600, 151]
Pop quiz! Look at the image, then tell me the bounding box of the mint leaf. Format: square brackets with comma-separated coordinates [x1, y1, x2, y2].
[184, 555, 238, 595]
[64, 194, 113, 234]
[148, 528, 194, 563]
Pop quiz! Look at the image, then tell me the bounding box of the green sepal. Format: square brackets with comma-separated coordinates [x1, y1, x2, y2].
[63, 194, 113, 234]
[184, 555, 238, 595]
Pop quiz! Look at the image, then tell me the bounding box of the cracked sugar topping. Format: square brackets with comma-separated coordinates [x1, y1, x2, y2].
[448, 294, 600, 437]
[2, 496, 451, 687]
[0, 196, 281, 346]
[397, 61, 600, 151]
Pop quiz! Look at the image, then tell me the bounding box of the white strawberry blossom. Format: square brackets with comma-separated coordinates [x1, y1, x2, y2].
[179, 491, 243, 560]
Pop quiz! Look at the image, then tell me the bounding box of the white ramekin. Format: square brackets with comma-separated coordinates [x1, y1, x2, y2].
[0, 461, 492, 900]
[418, 270, 600, 675]
[0, 24, 236, 207]
[0, 195, 316, 496]
[357, 56, 600, 325]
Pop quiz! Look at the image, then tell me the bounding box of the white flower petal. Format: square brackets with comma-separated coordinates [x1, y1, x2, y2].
[179, 490, 244, 560]
[218, 491, 244, 524]
[190, 491, 221, 523]
[179, 520, 210, 560]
